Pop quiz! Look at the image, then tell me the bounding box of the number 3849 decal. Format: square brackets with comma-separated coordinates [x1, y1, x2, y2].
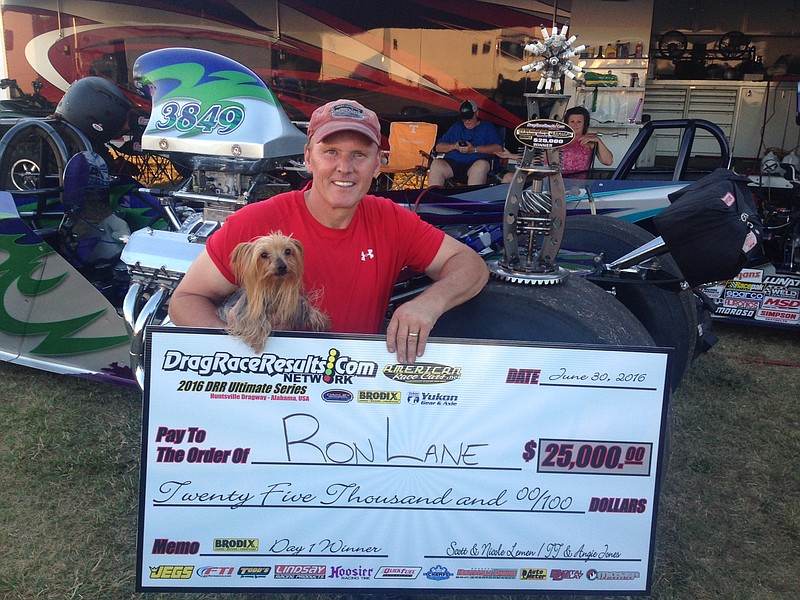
[155, 101, 244, 134]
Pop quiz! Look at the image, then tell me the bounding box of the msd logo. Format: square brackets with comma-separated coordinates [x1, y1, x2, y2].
[763, 297, 800, 311]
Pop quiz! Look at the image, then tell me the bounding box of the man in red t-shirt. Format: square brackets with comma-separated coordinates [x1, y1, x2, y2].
[169, 99, 488, 362]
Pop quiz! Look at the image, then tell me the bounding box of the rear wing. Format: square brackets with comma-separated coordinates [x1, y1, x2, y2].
[132, 48, 307, 167]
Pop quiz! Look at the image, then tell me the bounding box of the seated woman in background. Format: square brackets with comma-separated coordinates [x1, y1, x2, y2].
[561, 106, 613, 176]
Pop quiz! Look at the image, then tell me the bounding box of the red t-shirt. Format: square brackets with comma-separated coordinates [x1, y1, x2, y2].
[205, 189, 445, 334]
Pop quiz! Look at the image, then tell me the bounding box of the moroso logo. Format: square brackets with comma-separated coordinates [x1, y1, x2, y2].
[238, 566, 271, 578]
[197, 566, 234, 578]
[149, 565, 194, 579]
[214, 538, 258, 552]
[520, 568, 547, 580]
[161, 348, 377, 383]
[151, 539, 199, 555]
[383, 363, 461, 384]
[274, 565, 326, 579]
[322, 389, 353, 402]
[506, 368, 541, 384]
[358, 390, 402, 404]
[374, 566, 421, 579]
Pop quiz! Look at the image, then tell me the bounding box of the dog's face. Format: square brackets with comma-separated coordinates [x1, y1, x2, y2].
[231, 234, 304, 289]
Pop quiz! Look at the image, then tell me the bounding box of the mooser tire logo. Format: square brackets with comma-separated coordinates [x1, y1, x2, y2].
[383, 362, 461, 384]
[162, 348, 377, 383]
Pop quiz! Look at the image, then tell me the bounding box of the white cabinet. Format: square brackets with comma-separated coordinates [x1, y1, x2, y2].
[733, 83, 799, 157]
[644, 82, 738, 156]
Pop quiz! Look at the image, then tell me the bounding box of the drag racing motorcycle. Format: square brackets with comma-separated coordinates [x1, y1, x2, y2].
[0, 45, 783, 393]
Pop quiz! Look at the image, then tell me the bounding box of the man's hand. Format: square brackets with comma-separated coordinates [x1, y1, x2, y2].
[386, 235, 488, 363]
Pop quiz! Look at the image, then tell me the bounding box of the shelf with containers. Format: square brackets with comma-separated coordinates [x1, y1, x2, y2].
[565, 59, 649, 169]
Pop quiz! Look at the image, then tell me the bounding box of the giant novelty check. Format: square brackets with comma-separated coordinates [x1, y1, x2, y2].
[136, 327, 671, 593]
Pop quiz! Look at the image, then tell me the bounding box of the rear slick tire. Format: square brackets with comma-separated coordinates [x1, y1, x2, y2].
[560, 215, 697, 392]
[432, 275, 655, 347]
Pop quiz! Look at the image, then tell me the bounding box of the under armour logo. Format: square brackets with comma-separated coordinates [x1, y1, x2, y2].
[361, 249, 374, 261]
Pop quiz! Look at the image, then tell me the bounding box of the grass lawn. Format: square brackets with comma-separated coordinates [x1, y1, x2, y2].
[1, 321, 798, 600]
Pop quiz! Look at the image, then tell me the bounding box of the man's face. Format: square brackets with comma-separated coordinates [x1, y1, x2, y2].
[304, 130, 381, 211]
[462, 114, 479, 129]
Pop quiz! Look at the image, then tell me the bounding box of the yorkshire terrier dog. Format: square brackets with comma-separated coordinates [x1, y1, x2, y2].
[217, 233, 330, 353]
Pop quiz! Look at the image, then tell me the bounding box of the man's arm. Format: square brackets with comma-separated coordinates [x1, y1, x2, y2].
[168, 249, 238, 327]
[386, 234, 488, 362]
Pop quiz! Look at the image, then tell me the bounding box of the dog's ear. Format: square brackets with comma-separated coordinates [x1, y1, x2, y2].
[230, 241, 256, 281]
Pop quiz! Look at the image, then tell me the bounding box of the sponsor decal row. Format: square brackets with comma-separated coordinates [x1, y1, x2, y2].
[149, 563, 640, 582]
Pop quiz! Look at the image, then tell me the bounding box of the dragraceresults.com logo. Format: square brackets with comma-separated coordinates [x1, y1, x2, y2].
[162, 348, 378, 384]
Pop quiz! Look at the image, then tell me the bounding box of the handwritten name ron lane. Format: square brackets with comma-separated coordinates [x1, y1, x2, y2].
[282, 413, 489, 465]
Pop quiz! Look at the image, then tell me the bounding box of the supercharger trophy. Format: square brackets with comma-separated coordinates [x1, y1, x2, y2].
[488, 25, 585, 284]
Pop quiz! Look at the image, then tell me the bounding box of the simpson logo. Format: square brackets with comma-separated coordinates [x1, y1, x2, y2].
[214, 538, 258, 552]
[424, 565, 453, 581]
[756, 308, 800, 323]
[383, 363, 461, 384]
[358, 390, 402, 404]
[238, 566, 271, 578]
[274, 565, 326, 579]
[375, 566, 421, 579]
[151, 539, 199, 555]
[322, 389, 353, 402]
[149, 565, 194, 579]
[197, 566, 234, 578]
[551, 569, 584, 581]
[520, 568, 547, 581]
[506, 368, 541, 384]
[161, 348, 377, 383]
[587, 569, 640, 581]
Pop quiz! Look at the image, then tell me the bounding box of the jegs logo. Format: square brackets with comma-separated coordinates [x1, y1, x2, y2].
[149, 565, 193, 579]
[383, 363, 461, 384]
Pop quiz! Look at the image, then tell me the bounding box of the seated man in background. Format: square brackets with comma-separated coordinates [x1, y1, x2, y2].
[428, 100, 504, 187]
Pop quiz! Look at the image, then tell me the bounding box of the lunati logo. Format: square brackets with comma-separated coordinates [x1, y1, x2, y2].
[383, 362, 461, 384]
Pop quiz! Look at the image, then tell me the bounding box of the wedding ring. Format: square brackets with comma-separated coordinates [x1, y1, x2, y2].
[408, 332, 419, 337]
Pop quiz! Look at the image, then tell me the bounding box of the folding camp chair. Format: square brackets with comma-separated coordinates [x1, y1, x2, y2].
[378, 121, 438, 190]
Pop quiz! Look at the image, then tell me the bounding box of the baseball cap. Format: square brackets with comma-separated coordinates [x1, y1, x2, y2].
[306, 99, 381, 145]
[459, 99, 478, 119]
